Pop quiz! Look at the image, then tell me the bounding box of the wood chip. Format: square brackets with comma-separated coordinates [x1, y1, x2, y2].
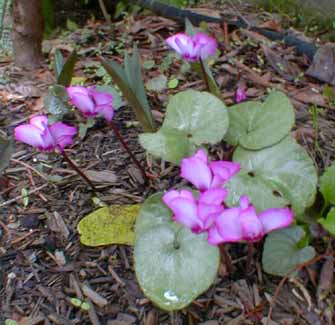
[82, 282, 108, 307]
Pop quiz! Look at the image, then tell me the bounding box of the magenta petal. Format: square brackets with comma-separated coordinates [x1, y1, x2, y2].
[240, 207, 264, 242]
[207, 225, 225, 245]
[166, 33, 192, 57]
[181, 153, 212, 191]
[215, 208, 243, 242]
[91, 90, 113, 106]
[168, 197, 201, 231]
[198, 188, 228, 205]
[210, 161, 241, 183]
[68, 91, 95, 116]
[239, 195, 251, 210]
[14, 125, 44, 149]
[163, 189, 194, 207]
[96, 104, 114, 122]
[197, 203, 223, 229]
[193, 32, 217, 60]
[235, 88, 247, 103]
[67, 86, 89, 97]
[258, 207, 294, 234]
[49, 122, 77, 151]
[193, 148, 208, 163]
[30, 115, 48, 130]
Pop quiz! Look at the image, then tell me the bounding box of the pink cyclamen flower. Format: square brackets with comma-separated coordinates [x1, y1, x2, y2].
[235, 87, 247, 103]
[14, 115, 77, 152]
[163, 188, 227, 233]
[67, 86, 114, 122]
[166, 32, 217, 62]
[208, 196, 294, 245]
[181, 149, 240, 192]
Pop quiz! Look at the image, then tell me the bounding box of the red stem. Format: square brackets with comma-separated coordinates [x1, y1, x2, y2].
[109, 121, 148, 182]
[199, 58, 210, 92]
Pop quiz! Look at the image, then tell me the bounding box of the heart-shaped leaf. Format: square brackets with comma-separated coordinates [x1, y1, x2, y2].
[44, 84, 70, 117]
[225, 91, 295, 150]
[262, 226, 315, 276]
[318, 207, 335, 236]
[0, 135, 14, 173]
[320, 163, 335, 206]
[140, 90, 228, 164]
[78, 205, 140, 246]
[226, 136, 317, 215]
[134, 193, 219, 311]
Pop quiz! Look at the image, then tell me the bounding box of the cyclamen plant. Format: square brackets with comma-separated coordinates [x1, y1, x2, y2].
[163, 149, 294, 244]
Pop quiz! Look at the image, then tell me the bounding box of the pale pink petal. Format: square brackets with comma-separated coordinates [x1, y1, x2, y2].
[67, 86, 89, 97]
[166, 33, 192, 57]
[169, 197, 201, 232]
[215, 208, 243, 242]
[50, 122, 77, 151]
[90, 90, 113, 106]
[193, 32, 217, 60]
[207, 225, 225, 245]
[96, 105, 114, 122]
[181, 153, 212, 191]
[240, 207, 264, 242]
[258, 208, 294, 234]
[30, 115, 48, 130]
[197, 203, 223, 229]
[14, 125, 44, 149]
[239, 195, 251, 210]
[193, 148, 208, 163]
[162, 189, 194, 207]
[198, 188, 228, 205]
[68, 91, 95, 116]
[210, 161, 241, 184]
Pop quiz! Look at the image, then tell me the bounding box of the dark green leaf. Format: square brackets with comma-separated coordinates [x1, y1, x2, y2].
[44, 84, 70, 117]
[57, 50, 78, 87]
[54, 49, 64, 79]
[0, 135, 14, 173]
[320, 163, 335, 205]
[319, 207, 335, 236]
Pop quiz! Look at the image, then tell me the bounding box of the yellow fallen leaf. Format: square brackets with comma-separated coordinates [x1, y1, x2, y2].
[78, 205, 140, 246]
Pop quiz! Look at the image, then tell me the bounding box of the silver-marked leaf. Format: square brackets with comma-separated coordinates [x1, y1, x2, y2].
[226, 136, 317, 215]
[262, 226, 315, 276]
[134, 193, 219, 311]
[139, 129, 195, 165]
[225, 91, 295, 150]
[44, 84, 70, 117]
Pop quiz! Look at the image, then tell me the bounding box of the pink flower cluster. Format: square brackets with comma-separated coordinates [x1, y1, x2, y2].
[166, 32, 217, 62]
[163, 149, 294, 245]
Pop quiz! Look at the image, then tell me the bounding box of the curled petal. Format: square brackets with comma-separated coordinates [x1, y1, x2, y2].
[67, 86, 89, 97]
[30, 115, 48, 130]
[67, 90, 95, 116]
[197, 203, 223, 230]
[96, 105, 114, 122]
[235, 87, 247, 103]
[215, 208, 243, 242]
[162, 189, 194, 207]
[207, 225, 225, 245]
[240, 207, 264, 242]
[210, 161, 241, 184]
[193, 148, 208, 163]
[181, 152, 212, 191]
[90, 89, 113, 106]
[239, 195, 251, 210]
[50, 122, 77, 152]
[193, 32, 217, 60]
[198, 188, 227, 205]
[258, 207, 294, 234]
[166, 33, 193, 56]
[14, 125, 44, 149]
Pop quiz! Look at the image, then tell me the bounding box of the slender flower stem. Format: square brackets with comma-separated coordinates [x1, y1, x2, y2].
[246, 242, 254, 273]
[220, 244, 233, 274]
[109, 121, 148, 182]
[199, 58, 210, 92]
[60, 149, 97, 193]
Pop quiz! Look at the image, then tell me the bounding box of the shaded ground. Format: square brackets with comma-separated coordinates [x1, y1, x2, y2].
[0, 3, 335, 324]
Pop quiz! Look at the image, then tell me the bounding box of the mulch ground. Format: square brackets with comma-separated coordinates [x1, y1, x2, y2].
[0, 2, 335, 324]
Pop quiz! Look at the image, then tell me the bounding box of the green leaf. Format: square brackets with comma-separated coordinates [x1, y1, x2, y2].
[320, 163, 335, 205]
[54, 49, 64, 79]
[100, 57, 155, 132]
[143, 59, 155, 70]
[134, 193, 219, 311]
[146, 74, 167, 92]
[70, 298, 82, 307]
[262, 226, 315, 276]
[168, 78, 179, 89]
[78, 205, 140, 246]
[225, 91, 295, 150]
[44, 84, 70, 117]
[318, 207, 335, 236]
[140, 90, 228, 164]
[66, 19, 78, 31]
[226, 136, 317, 215]
[0, 135, 14, 173]
[57, 50, 78, 87]
[5, 320, 18, 325]
[80, 302, 90, 311]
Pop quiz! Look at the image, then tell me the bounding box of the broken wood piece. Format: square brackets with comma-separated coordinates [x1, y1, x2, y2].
[82, 282, 108, 307]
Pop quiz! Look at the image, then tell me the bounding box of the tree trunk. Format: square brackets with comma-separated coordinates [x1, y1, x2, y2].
[11, 0, 44, 68]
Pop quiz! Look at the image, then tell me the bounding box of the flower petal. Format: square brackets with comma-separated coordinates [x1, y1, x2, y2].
[181, 151, 212, 191]
[67, 90, 95, 116]
[239, 195, 251, 210]
[166, 33, 193, 57]
[215, 208, 243, 242]
[30, 115, 48, 130]
[14, 125, 44, 149]
[67, 86, 89, 96]
[210, 161, 241, 185]
[258, 207, 294, 234]
[90, 89, 113, 106]
[162, 189, 194, 207]
[198, 188, 228, 205]
[96, 105, 114, 122]
[240, 207, 264, 242]
[193, 32, 217, 60]
[49, 122, 77, 151]
[207, 225, 225, 245]
[197, 203, 223, 229]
